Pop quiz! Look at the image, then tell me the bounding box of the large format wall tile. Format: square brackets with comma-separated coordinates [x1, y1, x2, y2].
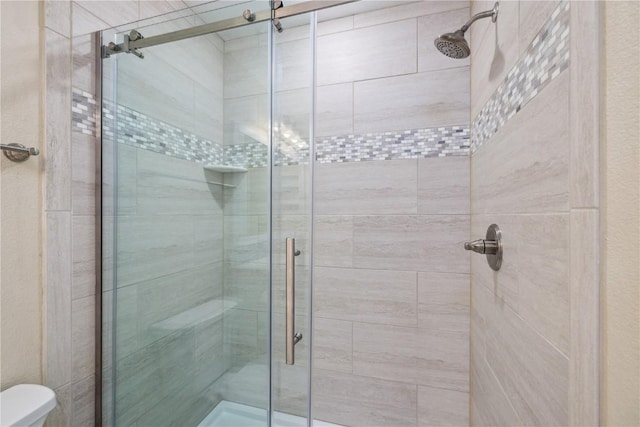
[515, 214, 570, 355]
[273, 88, 312, 142]
[317, 19, 417, 86]
[313, 215, 354, 268]
[72, 374, 95, 427]
[418, 156, 470, 214]
[116, 215, 195, 287]
[272, 164, 311, 216]
[135, 263, 223, 350]
[45, 29, 72, 211]
[136, 148, 224, 216]
[315, 160, 418, 215]
[473, 282, 569, 426]
[223, 215, 265, 264]
[223, 95, 269, 145]
[223, 262, 269, 312]
[71, 132, 96, 216]
[71, 296, 95, 382]
[193, 215, 224, 267]
[313, 369, 418, 427]
[418, 385, 469, 427]
[354, 68, 469, 133]
[46, 211, 72, 390]
[518, 1, 560, 55]
[471, 72, 570, 214]
[274, 36, 313, 93]
[75, 1, 138, 28]
[224, 34, 268, 99]
[569, 209, 600, 425]
[115, 329, 196, 425]
[313, 318, 353, 373]
[316, 83, 353, 137]
[353, 322, 469, 392]
[117, 52, 196, 135]
[314, 267, 418, 326]
[353, 1, 468, 28]
[470, 335, 523, 426]
[71, 2, 108, 37]
[71, 215, 95, 300]
[223, 308, 259, 365]
[418, 272, 469, 332]
[352, 215, 469, 273]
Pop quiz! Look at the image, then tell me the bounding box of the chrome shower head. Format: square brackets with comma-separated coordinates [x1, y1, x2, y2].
[434, 2, 499, 59]
[434, 30, 470, 59]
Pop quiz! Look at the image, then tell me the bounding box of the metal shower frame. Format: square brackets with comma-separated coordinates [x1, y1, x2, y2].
[101, 0, 357, 58]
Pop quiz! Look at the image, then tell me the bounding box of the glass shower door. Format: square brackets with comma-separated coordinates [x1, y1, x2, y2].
[270, 11, 316, 427]
[101, 6, 273, 426]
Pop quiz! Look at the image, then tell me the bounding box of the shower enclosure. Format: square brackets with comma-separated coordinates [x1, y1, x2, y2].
[97, 0, 541, 425]
[100, 2, 346, 425]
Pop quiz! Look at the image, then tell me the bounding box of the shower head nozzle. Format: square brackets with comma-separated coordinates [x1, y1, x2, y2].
[434, 30, 470, 59]
[434, 2, 499, 59]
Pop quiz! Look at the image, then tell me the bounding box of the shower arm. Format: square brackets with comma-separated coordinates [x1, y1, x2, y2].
[460, 2, 499, 34]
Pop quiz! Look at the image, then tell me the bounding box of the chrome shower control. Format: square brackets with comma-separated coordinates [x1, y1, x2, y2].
[464, 224, 502, 271]
[464, 239, 498, 255]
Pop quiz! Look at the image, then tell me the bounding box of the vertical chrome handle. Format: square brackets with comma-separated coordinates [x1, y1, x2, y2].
[285, 238, 302, 365]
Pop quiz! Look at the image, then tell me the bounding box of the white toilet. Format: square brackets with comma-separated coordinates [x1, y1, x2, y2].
[0, 384, 57, 427]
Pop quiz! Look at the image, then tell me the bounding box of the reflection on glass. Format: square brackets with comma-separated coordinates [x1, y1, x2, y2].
[102, 6, 271, 425]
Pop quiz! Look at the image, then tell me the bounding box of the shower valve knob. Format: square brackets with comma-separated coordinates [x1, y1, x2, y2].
[464, 224, 503, 271]
[464, 239, 498, 255]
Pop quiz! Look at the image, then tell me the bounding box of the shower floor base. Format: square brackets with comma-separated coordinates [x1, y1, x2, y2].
[198, 400, 343, 427]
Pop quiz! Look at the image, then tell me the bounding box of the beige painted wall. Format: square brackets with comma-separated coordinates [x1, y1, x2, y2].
[601, 2, 640, 425]
[0, 1, 43, 389]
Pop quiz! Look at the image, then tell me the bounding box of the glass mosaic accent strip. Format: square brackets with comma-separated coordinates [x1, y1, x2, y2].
[113, 103, 223, 165]
[75, 90, 468, 168]
[315, 126, 470, 163]
[225, 141, 268, 168]
[224, 140, 311, 168]
[471, 0, 570, 153]
[72, 88, 97, 136]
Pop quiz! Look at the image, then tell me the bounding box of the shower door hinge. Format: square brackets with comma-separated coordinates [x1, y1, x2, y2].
[102, 30, 145, 59]
[271, 1, 284, 33]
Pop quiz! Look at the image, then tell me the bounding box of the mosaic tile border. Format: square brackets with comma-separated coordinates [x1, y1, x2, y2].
[471, 0, 570, 153]
[316, 126, 470, 163]
[109, 102, 224, 165]
[74, 91, 468, 167]
[225, 141, 268, 168]
[72, 88, 97, 136]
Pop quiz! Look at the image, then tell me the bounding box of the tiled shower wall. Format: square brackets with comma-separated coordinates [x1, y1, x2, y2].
[468, 0, 600, 425]
[311, 2, 471, 426]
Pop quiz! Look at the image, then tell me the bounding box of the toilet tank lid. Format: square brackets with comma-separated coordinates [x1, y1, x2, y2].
[1, 384, 56, 426]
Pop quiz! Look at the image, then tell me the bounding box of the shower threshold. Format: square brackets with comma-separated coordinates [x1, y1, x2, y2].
[198, 401, 343, 427]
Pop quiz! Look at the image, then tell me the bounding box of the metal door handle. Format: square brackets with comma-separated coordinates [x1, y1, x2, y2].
[286, 237, 302, 365]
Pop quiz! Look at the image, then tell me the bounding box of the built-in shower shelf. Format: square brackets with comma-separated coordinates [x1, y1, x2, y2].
[204, 165, 248, 173]
[151, 299, 237, 333]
